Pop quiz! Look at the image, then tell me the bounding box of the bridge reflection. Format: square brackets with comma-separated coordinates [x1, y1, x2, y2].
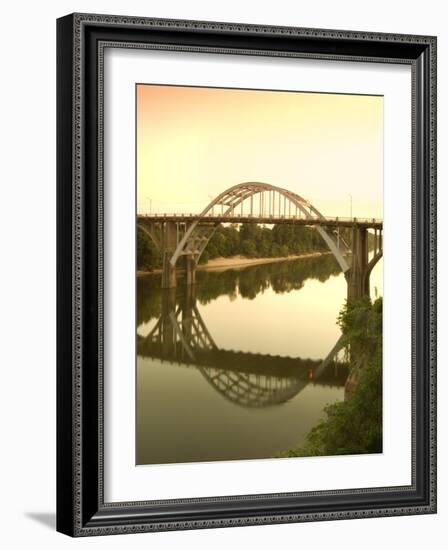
[137, 287, 348, 408]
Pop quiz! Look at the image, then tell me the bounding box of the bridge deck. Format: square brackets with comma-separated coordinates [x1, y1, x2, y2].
[137, 214, 383, 229]
[137, 343, 349, 385]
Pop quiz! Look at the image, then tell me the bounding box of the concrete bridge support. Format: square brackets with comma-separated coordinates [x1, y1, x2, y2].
[161, 221, 178, 289]
[160, 288, 177, 354]
[180, 284, 195, 343]
[345, 226, 370, 302]
[184, 255, 196, 286]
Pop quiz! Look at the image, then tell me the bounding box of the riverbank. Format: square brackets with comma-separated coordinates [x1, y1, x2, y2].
[137, 251, 331, 276]
[274, 297, 383, 458]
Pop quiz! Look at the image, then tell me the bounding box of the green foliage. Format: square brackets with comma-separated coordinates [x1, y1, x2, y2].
[198, 250, 209, 265]
[276, 297, 383, 458]
[215, 223, 328, 260]
[241, 239, 257, 257]
[337, 296, 383, 363]
[137, 228, 161, 271]
[137, 223, 330, 271]
[279, 244, 289, 257]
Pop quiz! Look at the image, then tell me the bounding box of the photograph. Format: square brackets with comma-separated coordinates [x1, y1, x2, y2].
[135, 84, 384, 465]
[54, 9, 436, 538]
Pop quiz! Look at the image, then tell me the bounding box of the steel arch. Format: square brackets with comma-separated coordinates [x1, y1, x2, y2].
[169, 182, 350, 272]
[137, 223, 161, 250]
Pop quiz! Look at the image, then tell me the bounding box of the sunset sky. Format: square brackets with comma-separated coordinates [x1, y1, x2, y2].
[136, 84, 383, 219]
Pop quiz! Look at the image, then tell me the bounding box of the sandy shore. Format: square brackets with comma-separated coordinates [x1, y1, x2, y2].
[137, 251, 330, 276]
[197, 252, 330, 271]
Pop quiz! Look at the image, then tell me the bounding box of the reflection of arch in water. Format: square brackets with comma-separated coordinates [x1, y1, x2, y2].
[138, 290, 347, 409]
[199, 335, 345, 408]
[140, 288, 217, 363]
[200, 367, 307, 409]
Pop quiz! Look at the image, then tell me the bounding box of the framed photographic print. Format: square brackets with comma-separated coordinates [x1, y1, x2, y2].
[56, 13, 437, 536]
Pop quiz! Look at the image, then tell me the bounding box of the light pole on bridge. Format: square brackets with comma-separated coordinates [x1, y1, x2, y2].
[208, 195, 214, 215]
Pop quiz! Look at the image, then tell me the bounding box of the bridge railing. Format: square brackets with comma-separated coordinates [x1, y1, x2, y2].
[137, 212, 382, 225]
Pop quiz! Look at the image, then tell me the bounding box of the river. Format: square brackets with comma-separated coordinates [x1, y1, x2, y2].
[136, 254, 383, 465]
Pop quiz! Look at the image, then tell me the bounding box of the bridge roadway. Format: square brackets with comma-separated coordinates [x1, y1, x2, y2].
[137, 213, 383, 230]
[137, 337, 348, 408]
[137, 338, 349, 384]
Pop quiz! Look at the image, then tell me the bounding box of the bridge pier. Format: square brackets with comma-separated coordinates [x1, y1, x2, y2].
[184, 255, 196, 286]
[160, 288, 177, 355]
[345, 226, 370, 302]
[180, 284, 195, 343]
[161, 221, 178, 289]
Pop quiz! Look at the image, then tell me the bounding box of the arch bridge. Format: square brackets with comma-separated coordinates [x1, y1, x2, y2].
[137, 182, 383, 301]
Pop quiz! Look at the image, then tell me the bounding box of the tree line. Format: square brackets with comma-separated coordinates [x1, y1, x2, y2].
[137, 223, 348, 271]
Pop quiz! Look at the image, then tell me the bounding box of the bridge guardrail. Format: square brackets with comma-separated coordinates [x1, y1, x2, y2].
[137, 212, 382, 224]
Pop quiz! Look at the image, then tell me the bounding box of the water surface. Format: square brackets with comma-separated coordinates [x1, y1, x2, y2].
[136, 255, 382, 464]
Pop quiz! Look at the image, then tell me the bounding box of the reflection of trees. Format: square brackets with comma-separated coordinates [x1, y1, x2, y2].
[137, 255, 340, 326]
[136, 278, 162, 326]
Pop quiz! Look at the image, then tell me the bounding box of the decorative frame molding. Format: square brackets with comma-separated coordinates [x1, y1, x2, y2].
[57, 13, 437, 537]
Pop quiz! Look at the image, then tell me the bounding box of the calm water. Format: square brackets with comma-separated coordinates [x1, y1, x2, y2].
[136, 255, 383, 465]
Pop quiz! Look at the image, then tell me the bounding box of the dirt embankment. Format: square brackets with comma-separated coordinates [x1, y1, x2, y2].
[137, 251, 331, 276]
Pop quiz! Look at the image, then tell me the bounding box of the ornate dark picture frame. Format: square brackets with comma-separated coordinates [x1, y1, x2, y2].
[56, 13, 437, 537]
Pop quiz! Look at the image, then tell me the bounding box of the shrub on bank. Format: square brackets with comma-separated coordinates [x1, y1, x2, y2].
[276, 297, 383, 457]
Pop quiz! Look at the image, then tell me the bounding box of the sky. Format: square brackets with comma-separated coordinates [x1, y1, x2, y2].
[136, 84, 383, 219]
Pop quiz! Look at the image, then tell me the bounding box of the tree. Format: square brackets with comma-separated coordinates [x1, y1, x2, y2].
[136, 222, 332, 270]
[270, 242, 282, 257]
[241, 239, 257, 257]
[206, 242, 219, 259]
[239, 223, 259, 242]
[198, 250, 209, 264]
[276, 298, 383, 458]
[137, 228, 160, 271]
[222, 226, 240, 256]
